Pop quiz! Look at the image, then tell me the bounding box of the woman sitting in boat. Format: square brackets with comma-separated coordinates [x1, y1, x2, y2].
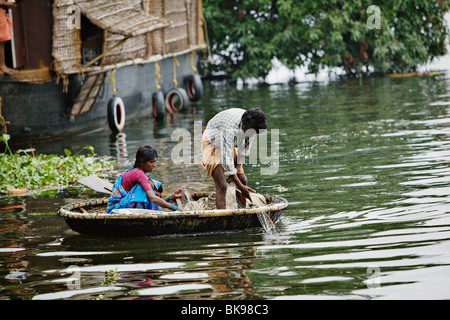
[107, 145, 183, 213]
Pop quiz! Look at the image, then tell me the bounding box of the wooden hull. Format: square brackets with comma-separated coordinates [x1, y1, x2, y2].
[1, 52, 198, 143]
[58, 193, 288, 237]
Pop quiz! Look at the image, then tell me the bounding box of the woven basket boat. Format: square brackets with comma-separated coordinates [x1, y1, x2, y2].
[58, 192, 288, 237]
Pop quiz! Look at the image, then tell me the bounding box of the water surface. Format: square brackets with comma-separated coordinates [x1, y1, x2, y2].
[2, 73, 450, 300]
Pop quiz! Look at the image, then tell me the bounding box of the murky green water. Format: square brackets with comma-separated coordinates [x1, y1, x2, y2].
[2, 73, 450, 300]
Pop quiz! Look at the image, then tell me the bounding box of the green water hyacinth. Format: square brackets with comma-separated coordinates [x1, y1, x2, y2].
[0, 134, 115, 195]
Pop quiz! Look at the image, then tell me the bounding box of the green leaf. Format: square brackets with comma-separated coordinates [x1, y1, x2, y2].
[0, 150, 116, 195]
[2, 134, 10, 142]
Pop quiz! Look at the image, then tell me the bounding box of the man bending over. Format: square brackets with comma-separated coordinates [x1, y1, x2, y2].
[201, 108, 268, 209]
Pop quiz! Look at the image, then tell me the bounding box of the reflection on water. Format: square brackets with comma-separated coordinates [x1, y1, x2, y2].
[2, 72, 450, 299]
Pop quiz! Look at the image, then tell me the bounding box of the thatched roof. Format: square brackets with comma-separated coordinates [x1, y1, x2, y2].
[52, 0, 82, 73]
[74, 0, 170, 37]
[52, 0, 205, 75]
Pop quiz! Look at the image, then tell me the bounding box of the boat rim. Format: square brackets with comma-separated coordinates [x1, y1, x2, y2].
[58, 193, 288, 220]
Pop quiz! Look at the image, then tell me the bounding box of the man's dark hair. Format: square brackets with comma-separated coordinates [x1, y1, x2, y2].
[242, 108, 267, 133]
[134, 145, 158, 168]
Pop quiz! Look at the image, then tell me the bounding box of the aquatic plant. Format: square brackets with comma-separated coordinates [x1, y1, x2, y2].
[0, 134, 115, 195]
[102, 269, 120, 285]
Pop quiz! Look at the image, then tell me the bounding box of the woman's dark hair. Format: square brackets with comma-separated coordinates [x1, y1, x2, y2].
[134, 145, 158, 168]
[242, 108, 268, 133]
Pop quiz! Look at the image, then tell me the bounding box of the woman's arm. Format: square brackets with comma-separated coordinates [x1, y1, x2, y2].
[146, 190, 178, 210]
[129, 169, 177, 210]
[166, 188, 184, 201]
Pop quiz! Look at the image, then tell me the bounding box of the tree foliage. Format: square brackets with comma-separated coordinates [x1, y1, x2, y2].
[201, 0, 450, 79]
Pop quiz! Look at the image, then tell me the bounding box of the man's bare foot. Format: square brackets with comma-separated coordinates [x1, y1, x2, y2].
[0, 66, 17, 75]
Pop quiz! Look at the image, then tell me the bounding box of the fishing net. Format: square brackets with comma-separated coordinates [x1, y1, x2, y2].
[180, 184, 267, 211]
[178, 184, 281, 235]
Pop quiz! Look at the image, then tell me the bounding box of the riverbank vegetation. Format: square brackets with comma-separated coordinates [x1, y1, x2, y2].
[201, 0, 449, 80]
[0, 134, 115, 196]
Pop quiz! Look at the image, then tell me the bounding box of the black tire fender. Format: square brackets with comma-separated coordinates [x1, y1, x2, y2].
[165, 87, 190, 113]
[185, 74, 203, 102]
[107, 97, 126, 132]
[152, 91, 165, 121]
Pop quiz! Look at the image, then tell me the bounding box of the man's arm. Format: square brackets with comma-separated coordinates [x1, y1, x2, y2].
[220, 131, 238, 176]
[228, 173, 254, 203]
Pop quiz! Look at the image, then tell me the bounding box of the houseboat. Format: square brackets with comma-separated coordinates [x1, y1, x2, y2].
[0, 0, 205, 143]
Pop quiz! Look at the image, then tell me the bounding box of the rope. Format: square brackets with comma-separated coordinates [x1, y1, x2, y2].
[190, 51, 197, 73]
[109, 69, 117, 96]
[154, 62, 161, 90]
[0, 97, 10, 135]
[172, 57, 179, 87]
[202, 17, 214, 64]
[62, 74, 69, 93]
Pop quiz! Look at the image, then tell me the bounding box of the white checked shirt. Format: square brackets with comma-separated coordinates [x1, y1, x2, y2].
[204, 108, 255, 176]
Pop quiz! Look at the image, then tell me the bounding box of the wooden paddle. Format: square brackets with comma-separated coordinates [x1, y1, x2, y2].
[78, 175, 113, 194]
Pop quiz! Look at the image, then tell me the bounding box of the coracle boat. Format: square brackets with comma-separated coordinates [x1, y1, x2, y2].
[58, 192, 288, 237]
